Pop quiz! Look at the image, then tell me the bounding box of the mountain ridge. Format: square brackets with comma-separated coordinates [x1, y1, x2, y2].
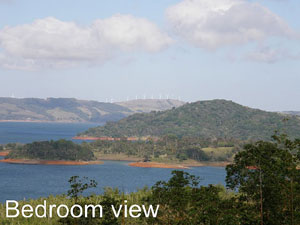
[281, 111, 300, 117]
[80, 99, 300, 140]
[0, 97, 184, 123]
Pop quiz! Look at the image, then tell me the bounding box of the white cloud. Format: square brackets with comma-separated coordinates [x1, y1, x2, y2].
[166, 0, 294, 49]
[0, 15, 173, 70]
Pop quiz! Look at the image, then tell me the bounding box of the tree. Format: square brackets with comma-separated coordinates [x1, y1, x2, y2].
[59, 194, 120, 225]
[147, 171, 200, 224]
[67, 176, 98, 203]
[226, 134, 300, 225]
[148, 170, 254, 224]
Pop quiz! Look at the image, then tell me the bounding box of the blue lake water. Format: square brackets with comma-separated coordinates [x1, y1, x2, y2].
[0, 122, 226, 203]
[0, 122, 99, 144]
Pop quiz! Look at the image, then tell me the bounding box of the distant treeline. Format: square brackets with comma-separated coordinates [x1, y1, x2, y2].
[4, 136, 243, 162]
[89, 135, 244, 162]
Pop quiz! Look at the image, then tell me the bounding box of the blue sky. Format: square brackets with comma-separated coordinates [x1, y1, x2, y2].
[0, 0, 299, 111]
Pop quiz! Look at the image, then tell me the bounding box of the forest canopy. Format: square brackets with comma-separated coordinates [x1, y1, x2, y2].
[80, 100, 300, 140]
[6, 140, 95, 161]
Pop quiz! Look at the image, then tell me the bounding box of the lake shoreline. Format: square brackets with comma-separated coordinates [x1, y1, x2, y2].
[0, 157, 230, 168]
[0, 158, 103, 165]
[94, 153, 230, 167]
[182, 161, 231, 167]
[128, 161, 230, 169]
[0, 120, 98, 124]
[0, 151, 9, 157]
[1, 150, 230, 167]
[129, 162, 189, 169]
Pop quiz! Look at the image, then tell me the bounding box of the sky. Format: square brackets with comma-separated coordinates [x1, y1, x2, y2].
[0, 0, 299, 111]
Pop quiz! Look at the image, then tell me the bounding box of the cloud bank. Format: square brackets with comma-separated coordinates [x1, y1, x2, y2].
[0, 0, 298, 70]
[0, 15, 173, 70]
[166, 0, 293, 49]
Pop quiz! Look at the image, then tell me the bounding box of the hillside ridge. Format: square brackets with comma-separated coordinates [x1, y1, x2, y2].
[80, 99, 300, 140]
[0, 97, 184, 123]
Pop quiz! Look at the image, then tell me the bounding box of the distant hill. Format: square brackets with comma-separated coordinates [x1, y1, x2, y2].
[80, 100, 300, 140]
[0, 98, 184, 123]
[116, 99, 185, 113]
[281, 111, 300, 117]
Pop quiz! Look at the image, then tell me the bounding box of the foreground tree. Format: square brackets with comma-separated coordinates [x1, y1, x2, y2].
[67, 176, 98, 203]
[226, 133, 300, 225]
[60, 176, 121, 225]
[147, 170, 254, 225]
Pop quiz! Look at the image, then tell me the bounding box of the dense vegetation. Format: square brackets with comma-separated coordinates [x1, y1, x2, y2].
[3, 137, 241, 162]
[90, 135, 243, 162]
[81, 100, 300, 140]
[6, 140, 95, 161]
[2, 133, 300, 224]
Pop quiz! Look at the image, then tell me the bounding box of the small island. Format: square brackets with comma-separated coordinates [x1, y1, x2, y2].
[0, 140, 103, 165]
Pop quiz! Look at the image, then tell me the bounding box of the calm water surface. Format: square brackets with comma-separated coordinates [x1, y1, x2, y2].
[0, 122, 226, 203]
[0, 122, 99, 144]
[0, 157, 226, 203]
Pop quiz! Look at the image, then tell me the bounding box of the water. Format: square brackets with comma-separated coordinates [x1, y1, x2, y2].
[0, 122, 226, 203]
[0, 158, 226, 203]
[0, 122, 98, 144]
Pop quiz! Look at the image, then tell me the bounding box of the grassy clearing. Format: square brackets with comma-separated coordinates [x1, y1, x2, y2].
[201, 147, 235, 161]
[94, 152, 143, 161]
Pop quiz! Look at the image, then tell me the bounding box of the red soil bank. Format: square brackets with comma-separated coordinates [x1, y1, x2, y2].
[0, 159, 103, 165]
[0, 151, 10, 157]
[128, 162, 189, 169]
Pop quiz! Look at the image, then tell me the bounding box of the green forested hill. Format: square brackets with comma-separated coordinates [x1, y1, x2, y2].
[80, 100, 300, 140]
